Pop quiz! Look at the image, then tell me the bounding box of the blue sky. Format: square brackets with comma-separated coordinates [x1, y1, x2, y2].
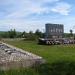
[0, 0, 75, 33]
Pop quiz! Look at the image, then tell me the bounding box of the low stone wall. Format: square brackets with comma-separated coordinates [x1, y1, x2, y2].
[0, 42, 45, 70]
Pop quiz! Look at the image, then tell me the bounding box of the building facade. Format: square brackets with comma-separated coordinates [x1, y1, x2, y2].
[45, 23, 64, 38]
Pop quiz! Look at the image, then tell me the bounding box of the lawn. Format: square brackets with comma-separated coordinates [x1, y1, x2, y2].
[2, 39, 75, 75]
[3, 40, 75, 63]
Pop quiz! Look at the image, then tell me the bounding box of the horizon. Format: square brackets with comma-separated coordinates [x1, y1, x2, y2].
[0, 0, 75, 33]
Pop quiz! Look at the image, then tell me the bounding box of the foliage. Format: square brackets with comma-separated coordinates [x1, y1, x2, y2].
[1, 61, 75, 75]
[35, 29, 44, 38]
[24, 32, 37, 41]
[0, 29, 45, 39]
[70, 29, 73, 37]
[8, 29, 17, 38]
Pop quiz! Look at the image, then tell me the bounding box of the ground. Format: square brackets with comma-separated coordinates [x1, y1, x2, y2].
[1, 39, 75, 75]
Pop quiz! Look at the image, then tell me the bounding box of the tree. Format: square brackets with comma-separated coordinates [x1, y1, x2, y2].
[21, 31, 27, 38]
[8, 29, 17, 38]
[29, 31, 33, 35]
[23, 31, 38, 41]
[70, 29, 73, 37]
[28, 31, 36, 40]
[35, 29, 44, 38]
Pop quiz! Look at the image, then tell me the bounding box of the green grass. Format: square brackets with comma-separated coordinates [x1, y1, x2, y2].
[2, 40, 75, 75]
[3, 40, 75, 63]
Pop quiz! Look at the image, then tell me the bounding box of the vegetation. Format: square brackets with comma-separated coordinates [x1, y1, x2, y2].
[1, 39, 75, 75]
[0, 29, 45, 40]
[0, 29, 75, 75]
[0, 30, 21, 38]
[0, 29, 75, 40]
[70, 29, 73, 36]
[3, 40, 75, 63]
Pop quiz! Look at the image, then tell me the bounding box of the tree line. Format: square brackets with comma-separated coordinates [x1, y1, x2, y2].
[0, 29, 45, 40]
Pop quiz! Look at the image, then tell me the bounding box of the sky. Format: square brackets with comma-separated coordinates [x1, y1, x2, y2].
[0, 0, 75, 33]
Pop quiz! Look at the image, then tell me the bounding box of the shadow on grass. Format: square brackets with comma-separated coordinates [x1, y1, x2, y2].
[0, 61, 75, 75]
[34, 61, 75, 75]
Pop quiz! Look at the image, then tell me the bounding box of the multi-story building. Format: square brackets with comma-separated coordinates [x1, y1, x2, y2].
[45, 23, 64, 38]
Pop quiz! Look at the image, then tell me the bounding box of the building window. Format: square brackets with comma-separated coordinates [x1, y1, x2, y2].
[51, 29, 53, 32]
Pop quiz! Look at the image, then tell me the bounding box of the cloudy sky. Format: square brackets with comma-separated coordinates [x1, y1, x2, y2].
[0, 0, 75, 32]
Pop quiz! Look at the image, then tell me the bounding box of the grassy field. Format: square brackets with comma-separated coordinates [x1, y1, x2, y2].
[3, 40, 75, 63]
[2, 40, 75, 75]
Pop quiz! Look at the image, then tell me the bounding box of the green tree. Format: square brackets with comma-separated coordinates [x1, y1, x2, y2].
[29, 31, 33, 35]
[35, 29, 45, 38]
[70, 29, 73, 37]
[21, 31, 27, 38]
[8, 29, 17, 38]
[24, 31, 37, 41]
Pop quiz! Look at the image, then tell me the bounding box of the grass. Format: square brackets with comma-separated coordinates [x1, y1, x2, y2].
[1, 39, 75, 75]
[3, 40, 75, 63]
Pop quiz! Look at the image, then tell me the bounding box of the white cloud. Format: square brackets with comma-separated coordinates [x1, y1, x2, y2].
[3, 0, 60, 19]
[0, 0, 73, 32]
[0, 0, 71, 19]
[51, 2, 71, 15]
[4, 0, 71, 20]
[32, 0, 59, 3]
[0, 19, 46, 32]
